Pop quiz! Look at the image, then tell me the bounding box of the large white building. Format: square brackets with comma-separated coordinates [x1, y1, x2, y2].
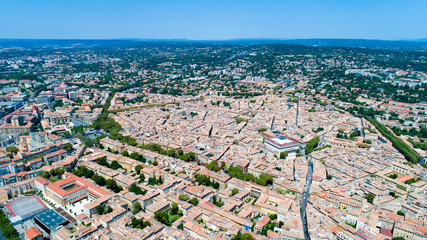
[35, 173, 109, 207]
[262, 135, 302, 157]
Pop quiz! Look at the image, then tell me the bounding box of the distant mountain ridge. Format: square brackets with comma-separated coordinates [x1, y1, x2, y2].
[408, 38, 427, 42]
[0, 38, 426, 51]
[210, 38, 427, 51]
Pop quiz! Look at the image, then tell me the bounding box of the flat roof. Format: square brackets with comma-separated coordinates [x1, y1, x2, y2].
[35, 209, 68, 230]
[272, 136, 293, 145]
[55, 207, 77, 225]
[265, 135, 300, 147]
[5, 196, 47, 217]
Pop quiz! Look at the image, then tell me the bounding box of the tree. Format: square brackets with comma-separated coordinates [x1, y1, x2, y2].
[95, 176, 106, 186]
[365, 193, 375, 204]
[171, 202, 179, 215]
[155, 211, 172, 226]
[110, 160, 122, 170]
[106, 179, 117, 190]
[258, 127, 267, 133]
[189, 197, 199, 206]
[97, 157, 109, 167]
[179, 194, 189, 201]
[177, 222, 184, 230]
[397, 210, 405, 216]
[135, 165, 143, 174]
[143, 220, 151, 228]
[280, 151, 288, 159]
[148, 177, 157, 185]
[84, 140, 93, 148]
[233, 231, 254, 240]
[212, 182, 220, 189]
[392, 238, 405, 240]
[231, 188, 239, 196]
[96, 205, 105, 215]
[256, 178, 266, 186]
[305, 136, 320, 154]
[389, 173, 398, 179]
[2, 224, 18, 238]
[128, 138, 137, 146]
[41, 171, 50, 179]
[63, 143, 73, 152]
[257, 173, 273, 186]
[157, 175, 163, 184]
[129, 183, 146, 195]
[56, 168, 65, 176]
[85, 169, 95, 179]
[139, 173, 145, 182]
[133, 202, 142, 214]
[5, 146, 19, 154]
[129, 152, 139, 160]
[122, 150, 129, 157]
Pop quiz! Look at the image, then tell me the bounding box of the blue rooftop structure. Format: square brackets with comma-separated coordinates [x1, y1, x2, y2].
[34, 209, 68, 234]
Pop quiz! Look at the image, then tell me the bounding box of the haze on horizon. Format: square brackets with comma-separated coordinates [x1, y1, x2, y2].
[1, 0, 426, 41]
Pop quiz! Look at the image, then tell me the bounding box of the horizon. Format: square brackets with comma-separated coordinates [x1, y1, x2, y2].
[1, 0, 426, 40]
[0, 37, 426, 42]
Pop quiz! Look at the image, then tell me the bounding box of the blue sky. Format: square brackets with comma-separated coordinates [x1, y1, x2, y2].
[0, 0, 426, 40]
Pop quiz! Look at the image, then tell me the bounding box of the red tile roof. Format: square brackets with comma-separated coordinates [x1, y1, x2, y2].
[25, 227, 42, 240]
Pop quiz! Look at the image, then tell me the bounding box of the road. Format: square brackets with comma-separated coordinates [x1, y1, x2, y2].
[300, 155, 313, 240]
[298, 119, 348, 239]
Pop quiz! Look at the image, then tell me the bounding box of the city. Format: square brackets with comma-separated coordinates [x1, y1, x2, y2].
[0, 1, 426, 240]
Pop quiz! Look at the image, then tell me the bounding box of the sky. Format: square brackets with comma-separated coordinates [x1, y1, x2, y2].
[0, 0, 426, 40]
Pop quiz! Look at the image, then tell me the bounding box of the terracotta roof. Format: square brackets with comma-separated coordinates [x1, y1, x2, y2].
[25, 227, 42, 239]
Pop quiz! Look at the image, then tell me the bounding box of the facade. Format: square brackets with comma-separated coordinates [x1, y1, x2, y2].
[262, 135, 302, 156]
[100, 138, 125, 153]
[11, 94, 28, 102]
[35, 173, 109, 207]
[393, 222, 415, 240]
[72, 112, 99, 125]
[0, 116, 34, 134]
[36, 95, 55, 105]
[391, 162, 411, 175]
[44, 112, 71, 126]
[34, 209, 68, 234]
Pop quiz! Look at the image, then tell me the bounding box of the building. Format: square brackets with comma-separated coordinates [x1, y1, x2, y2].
[0, 116, 34, 134]
[100, 138, 125, 153]
[34, 209, 68, 234]
[4, 196, 48, 225]
[43, 111, 71, 126]
[393, 222, 415, 240]
[36, 95, 55, 105]
[83, 195, 110, 217]
[35, 173, 109, 207]
[262, 135, 302, 156]
[11, 94, 28, 102]
[197, 169, 230, 189]
[72, 112, 99, 125]
[326, 137, 358, 150]
[391, 162, 411, 175]
[25, 227, 43, 240]
[145, 199, 170, 216]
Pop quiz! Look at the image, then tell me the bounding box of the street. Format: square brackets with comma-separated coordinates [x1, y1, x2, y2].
[300, 156, 313, 240]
